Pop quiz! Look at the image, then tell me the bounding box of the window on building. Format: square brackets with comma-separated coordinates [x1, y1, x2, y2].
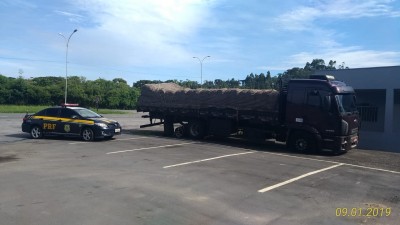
[357, 105, 378, 122]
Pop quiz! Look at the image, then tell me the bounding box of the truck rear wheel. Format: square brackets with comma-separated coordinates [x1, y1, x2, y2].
[289, 132, 317, 153]
[188, 121, 205, 139]
[174, 126, 186, 138]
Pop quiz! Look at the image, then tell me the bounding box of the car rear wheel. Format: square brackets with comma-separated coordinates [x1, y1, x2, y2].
[82, 128, 94, 141]
[30, 126, 43, 139]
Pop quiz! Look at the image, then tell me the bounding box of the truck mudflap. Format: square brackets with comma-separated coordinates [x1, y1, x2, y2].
[322, 133, 359, 152]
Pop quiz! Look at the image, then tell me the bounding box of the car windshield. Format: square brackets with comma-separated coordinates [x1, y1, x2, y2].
[335, 94, 357, 114]
[74, 108, 102, 118]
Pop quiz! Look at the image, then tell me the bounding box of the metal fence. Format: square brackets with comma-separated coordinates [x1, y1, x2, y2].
[357, 106, 378, 122]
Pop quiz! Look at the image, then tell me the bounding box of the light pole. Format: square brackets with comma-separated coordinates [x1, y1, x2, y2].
[193, 56, 210, 85]
[59, 29, 78, 104]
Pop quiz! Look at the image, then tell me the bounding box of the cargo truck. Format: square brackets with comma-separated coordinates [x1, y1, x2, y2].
[137, 75, 360, 154]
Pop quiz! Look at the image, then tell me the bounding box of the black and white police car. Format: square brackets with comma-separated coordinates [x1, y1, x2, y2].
[22, 104, 122, 141]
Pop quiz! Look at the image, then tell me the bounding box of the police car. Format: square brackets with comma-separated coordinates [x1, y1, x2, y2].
[22, 104, 122, 141]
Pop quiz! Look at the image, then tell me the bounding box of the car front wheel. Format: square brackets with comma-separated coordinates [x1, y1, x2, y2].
[82, 128, 94, 141]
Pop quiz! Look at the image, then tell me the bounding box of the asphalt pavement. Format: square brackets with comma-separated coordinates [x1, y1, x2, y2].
[0, 112, 399, 225]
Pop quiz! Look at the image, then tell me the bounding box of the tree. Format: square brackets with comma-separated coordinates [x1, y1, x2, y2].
[0, 58, 346, 108]
[266, 71, 272, 89]
[8, 77, 28, 105]
[214, 79, 227, 88]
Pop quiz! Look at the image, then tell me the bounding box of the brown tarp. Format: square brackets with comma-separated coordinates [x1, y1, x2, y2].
[138, 83, 279, 112]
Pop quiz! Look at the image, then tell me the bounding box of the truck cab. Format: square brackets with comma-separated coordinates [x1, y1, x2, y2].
[283, 75, 359, 153]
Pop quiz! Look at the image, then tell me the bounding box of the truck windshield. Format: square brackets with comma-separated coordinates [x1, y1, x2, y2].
[335, 94, 357, 114]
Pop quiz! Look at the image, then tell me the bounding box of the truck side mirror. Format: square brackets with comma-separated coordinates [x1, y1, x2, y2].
[323, 96, 331, 111]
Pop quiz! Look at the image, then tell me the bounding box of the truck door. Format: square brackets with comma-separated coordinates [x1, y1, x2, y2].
[304, 88, 335, 135]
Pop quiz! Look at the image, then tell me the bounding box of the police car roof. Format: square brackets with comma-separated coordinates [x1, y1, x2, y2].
[67, 107, 87, 110]
[52, 106, 87, 110]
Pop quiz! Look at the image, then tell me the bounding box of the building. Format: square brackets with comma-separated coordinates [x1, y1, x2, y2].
[316, 66, 400, 152]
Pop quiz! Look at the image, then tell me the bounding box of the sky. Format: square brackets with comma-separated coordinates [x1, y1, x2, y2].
[0, 0, 399, 85]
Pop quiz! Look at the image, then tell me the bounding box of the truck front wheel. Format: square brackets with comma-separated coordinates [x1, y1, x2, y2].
[188, 121, 205, 139]
[289, 132, 317, 153]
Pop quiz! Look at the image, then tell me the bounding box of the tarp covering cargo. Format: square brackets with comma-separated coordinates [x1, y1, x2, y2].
[138, 83, 279, 112]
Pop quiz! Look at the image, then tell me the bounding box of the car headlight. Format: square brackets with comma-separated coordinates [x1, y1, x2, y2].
[95, 123, 108, 129]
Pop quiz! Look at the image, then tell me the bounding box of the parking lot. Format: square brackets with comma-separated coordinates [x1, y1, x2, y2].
[0, 112, 399, 225]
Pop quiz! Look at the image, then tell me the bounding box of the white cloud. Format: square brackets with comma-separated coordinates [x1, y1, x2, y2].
[289, 47, 400, 68]
[256, 47, 400, 72]
[68, 0, 217, 67]
[276, 0, 400, 31]
[54, 10, 84, 23]
[266, 0, 400, 72]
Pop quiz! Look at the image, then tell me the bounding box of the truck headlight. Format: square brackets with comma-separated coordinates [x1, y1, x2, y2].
[341, 120, 348, 135]
[95, 123, 108, 129]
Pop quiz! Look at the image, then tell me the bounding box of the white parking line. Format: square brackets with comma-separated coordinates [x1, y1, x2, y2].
[258, 163, 344, 193]
[68, 137, 149, 144]
[106, 142, 197, 154]
[261, 151, 400, 175]
[163, 151, 256, 169]
[112, 137, 149, 141]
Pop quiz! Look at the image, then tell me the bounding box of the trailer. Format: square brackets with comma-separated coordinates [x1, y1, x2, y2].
[137, 75, 360, 154]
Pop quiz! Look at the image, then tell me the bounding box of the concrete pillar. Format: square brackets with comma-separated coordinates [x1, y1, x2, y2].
[384, 89, 394, 133]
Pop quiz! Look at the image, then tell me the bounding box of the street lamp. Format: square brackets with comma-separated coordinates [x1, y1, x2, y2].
[59, 29, 78, 104]
[193, 56, 210, 85]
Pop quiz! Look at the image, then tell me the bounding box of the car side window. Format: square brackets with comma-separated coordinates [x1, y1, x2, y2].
[35, 109, 47, 116]
[46, 108, 60, 117]
[60, 108, 77, 118]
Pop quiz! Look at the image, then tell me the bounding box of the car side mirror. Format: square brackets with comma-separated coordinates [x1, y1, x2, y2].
[72, 115, 79, 119]
[323, 96, 331, 112]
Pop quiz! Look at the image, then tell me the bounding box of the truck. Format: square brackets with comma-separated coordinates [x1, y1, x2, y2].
[137, 75, 360, 154]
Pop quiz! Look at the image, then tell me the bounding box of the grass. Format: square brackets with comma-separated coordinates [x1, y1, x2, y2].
[0, 105, 132, 114]
[0, 105, 49, 113]
[88, 108, 131, 114]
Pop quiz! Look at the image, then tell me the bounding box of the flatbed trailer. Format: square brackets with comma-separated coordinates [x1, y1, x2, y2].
[137, 75, 360, 154]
